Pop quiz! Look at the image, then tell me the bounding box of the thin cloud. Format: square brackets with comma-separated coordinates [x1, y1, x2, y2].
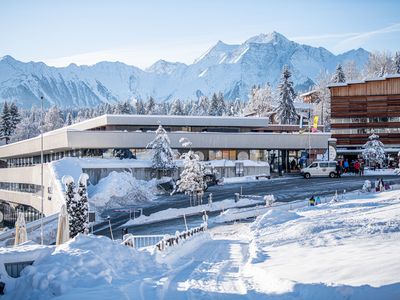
[291, 32, 360, 42]
[333, 23, 400, 52]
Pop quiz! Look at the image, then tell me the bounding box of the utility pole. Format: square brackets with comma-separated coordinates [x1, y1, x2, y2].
[40, 96, 44, 245]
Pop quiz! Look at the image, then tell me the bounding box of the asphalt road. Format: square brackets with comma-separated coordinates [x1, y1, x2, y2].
[94, 174, 400, 238]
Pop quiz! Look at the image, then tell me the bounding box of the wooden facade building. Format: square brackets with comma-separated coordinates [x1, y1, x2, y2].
[328, 75, 400, 149]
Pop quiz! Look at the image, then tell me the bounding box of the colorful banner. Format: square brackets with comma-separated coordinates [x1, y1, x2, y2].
[313, 116, 319, 129]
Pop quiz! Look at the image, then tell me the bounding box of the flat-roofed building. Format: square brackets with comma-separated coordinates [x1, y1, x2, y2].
[0, 114, 331, 223]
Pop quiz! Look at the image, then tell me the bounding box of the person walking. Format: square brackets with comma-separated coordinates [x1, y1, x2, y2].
[360, 162, 364, 176]
[354, 161, 360, 176]
[344, 159, 349, 173]
[336, 162, 342, 178]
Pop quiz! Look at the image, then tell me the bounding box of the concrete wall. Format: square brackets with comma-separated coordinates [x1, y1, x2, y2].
[0, 165, 64, 216]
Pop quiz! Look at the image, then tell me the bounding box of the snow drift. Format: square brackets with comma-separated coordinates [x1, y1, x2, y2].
[88, 171, 158, 214]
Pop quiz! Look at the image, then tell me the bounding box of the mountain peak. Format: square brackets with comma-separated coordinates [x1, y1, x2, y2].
[0, 55, 17, 63]
[146, 59, 187, 74]
[245, 31, 289, 45]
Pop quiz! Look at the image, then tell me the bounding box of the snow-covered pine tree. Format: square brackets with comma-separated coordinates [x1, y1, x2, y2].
[76, 173, 89, 234]
[136, 99, 146, 115]
[208, 92, 226, 116]
[9, 102, 21, 133]
[362, 133, 386, 167]
[62, 174, 90, 238]
[275, 66, 298, 125]
[197, 96, 210, 116]
[147, 124, 176, 177]
[395, 51, 400, 74]
[62, 175, 76, 238]
[65, 112, 73, 126]
[146, 97, 156, 115]
[176, 148, 206, 205]
[169, 99, 184, 115]
[0, 102, 12, 144]
[216, 92, 226, 116]
[332, 64, 346, 83]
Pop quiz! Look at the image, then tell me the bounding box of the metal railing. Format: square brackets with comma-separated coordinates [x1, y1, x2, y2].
[122, 234, 164, 249]
[122, 224, 208, 251]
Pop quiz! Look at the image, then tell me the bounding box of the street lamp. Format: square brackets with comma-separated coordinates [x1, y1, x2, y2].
[40, 96, 44, 245]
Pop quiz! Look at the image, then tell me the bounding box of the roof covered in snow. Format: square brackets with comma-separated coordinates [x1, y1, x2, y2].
[65, 114, 269, 131]
[327, 74, 400, 88]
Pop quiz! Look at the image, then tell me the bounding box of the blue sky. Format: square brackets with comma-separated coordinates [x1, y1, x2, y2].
[1, 0, 399, 68]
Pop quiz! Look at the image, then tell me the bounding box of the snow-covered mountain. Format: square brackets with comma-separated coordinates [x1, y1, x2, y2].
[0, 32, 369, 108]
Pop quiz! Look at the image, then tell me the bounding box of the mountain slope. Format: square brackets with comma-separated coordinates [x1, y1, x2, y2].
[0, 32, 370, 108]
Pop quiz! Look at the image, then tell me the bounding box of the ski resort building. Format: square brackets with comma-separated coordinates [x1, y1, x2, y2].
[329, 74, 400, 162]
[0, 114, 331, 225]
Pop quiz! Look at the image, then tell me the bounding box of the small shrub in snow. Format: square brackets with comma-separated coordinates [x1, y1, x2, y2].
[264, 194, 275, 206]
[362, 180, 372, 193]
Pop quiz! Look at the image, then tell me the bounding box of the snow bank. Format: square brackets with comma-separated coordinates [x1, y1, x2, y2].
[3, 235, 162, 300]
[250, 208, 301, 230]
[245, 189, 400, 298]
[88, 171, 158, 214]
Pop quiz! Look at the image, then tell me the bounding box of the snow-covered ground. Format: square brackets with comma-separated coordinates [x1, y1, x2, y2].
[3, 189, 400, 299]
[122, 198, 264, 227]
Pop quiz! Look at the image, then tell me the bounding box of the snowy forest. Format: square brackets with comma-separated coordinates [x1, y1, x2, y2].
[1, 50, 399, 145]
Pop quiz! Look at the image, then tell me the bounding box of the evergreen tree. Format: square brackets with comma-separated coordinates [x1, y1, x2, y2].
[362, 133, 386, 166]
[332, 64, 346, 83]
[136, 99, 146, 115]
[147, 124, 176, 177]
[208, 93, 220, 116]
[146, 97, 156, 115]
[0, 102, 12, 144]
[9, 102, 21, 132]
[169, 99, 184, 115]
[395, 51, 400, 74]
[76, 173, 89, 234]
[197, 96, 210, 116]
[62, 174, 89, 238]
[275, 66, 298, 124]
[62, 176, 77, 238]
[65, 112, 73, 125]
[176, 143, 206, 205]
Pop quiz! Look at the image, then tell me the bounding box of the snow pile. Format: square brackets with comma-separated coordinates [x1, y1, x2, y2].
[88, 171, 157, 214]
[4, 235, 162, 300]
[245, 190, 400, 298]
[250, 208, 302, 231]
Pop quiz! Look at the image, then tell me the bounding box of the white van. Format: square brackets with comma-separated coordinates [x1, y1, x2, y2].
[301, 161, 337, 179]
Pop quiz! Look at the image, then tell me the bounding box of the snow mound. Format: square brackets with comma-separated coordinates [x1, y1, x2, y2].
[251, 208, 301, 231]
[88, 171, 157, 214]
[5, 235, 162, 300]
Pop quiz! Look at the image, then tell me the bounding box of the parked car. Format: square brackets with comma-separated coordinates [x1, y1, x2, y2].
[301, 161, 337, 179]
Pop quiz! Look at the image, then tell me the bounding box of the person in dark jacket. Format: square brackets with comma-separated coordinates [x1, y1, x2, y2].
[336, 162, 342, 178]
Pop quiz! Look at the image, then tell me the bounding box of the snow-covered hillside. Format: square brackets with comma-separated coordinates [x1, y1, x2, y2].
[0, 32, 369, 108]
[2, 188, 399, 299]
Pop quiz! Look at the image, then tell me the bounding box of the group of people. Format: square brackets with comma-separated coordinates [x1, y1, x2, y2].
[309, 195, 321, 206]
[335, 159, 365, 177]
